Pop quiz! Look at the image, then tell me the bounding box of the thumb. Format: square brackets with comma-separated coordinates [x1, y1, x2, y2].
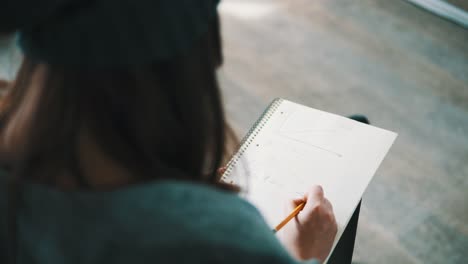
[217, 167, 227, 176]
[285, 197, 306, 216]
[302, 185, 324, 214]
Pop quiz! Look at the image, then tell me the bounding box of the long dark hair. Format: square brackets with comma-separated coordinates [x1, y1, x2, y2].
[1, 16, 235, 263]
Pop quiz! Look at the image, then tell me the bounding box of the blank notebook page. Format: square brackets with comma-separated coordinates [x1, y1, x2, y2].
[221, 99, 397, 261]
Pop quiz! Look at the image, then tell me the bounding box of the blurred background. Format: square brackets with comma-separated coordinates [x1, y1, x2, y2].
[217, 0, 467, 263]
[1, 0, 467, 263]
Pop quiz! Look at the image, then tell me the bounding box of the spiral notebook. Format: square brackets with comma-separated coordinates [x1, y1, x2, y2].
[221, 98, 397, 262]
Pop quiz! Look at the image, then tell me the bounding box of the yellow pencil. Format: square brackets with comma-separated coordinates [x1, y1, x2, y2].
[273, 202, 306, 233]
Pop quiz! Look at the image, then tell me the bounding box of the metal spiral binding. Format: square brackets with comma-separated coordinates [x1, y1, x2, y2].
[221, 98, 283, 181]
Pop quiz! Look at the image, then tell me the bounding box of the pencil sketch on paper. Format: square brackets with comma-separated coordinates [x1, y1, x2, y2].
[276, 109, 355, 157]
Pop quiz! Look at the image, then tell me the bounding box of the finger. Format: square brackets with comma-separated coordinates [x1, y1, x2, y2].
[287, 197, 306, 211]
[217, 167, 226, 176]
[299, 185, 323, 219]
[302, 185, 324, 212]
[322, 197, 333, 212]
[309, 185, 324, 201]
[322, 198, 336, 222]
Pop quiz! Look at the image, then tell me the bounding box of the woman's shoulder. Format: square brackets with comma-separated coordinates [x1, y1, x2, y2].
[126, 181, 309, 263]
[0, 173, 307, 264]
[112, 181, 300, 263]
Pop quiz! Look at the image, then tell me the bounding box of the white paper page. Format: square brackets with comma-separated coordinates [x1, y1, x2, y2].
[223, 99, 397, 262]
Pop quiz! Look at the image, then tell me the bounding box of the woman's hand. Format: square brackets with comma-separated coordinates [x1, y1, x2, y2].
[280, 185, 338, 263]
[217, 166, 226, 176]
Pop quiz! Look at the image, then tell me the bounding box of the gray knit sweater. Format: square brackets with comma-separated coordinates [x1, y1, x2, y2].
[0, 172, 318, 263]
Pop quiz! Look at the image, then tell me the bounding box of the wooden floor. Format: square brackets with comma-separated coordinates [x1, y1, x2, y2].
[446, 0, 468, 12]
[218, 0, 468, 263]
